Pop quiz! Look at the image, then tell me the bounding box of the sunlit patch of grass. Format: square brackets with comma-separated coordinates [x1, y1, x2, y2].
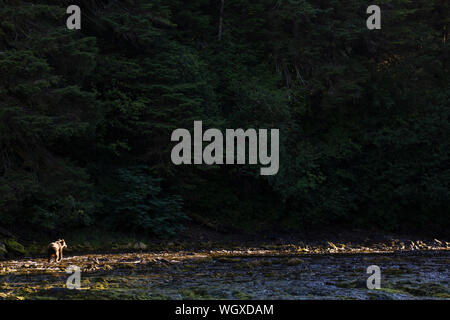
[377, 287, 411, 295]
[434, 293, 450, 298]
[397, 283, 449, 297]
[91, 277, 110, 290]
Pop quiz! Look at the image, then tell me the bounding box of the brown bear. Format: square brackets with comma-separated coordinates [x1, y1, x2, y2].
[47, 239, 67, 263]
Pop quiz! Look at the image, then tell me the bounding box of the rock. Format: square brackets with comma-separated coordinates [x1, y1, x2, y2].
[0, 242, 7, 259]
[327, 242, 338, 250]
[134, 242, 147, 250]
[4, 238, 26, 257]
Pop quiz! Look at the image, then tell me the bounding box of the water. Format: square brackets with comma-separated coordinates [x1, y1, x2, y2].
[1, 249, 448, 300]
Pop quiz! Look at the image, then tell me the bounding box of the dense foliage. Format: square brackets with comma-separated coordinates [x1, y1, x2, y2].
[0, 0, 448, 236]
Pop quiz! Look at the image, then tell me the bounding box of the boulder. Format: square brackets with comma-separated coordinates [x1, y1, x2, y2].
[133, 242, 147, 250]
[0, 242, 7, 259]
[4, 238, 26, 256]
